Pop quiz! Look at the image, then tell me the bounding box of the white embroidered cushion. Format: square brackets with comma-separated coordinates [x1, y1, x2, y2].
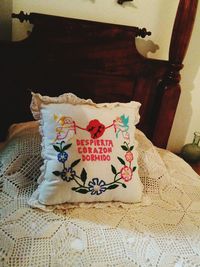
[30, 93, 143, 205]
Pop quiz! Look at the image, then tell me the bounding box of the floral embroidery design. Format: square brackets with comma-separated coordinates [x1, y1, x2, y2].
[88, 178, 107, 195]
[52, 141, 136, 195]
[57, 151, 68, 163]
[120, 166, 132, 182]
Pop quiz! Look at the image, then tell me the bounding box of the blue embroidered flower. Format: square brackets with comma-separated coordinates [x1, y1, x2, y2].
[57, 151, 68, 163]
[61, 167, 76, 182]
[88, 178, 106, 195]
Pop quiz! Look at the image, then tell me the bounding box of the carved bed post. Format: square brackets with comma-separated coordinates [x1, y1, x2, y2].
[152, 0, 198, 148]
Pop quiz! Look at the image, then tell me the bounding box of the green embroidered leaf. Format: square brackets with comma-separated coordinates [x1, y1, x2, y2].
[75, 188, 89, 194]
[71, 187, 78, 191]
[52, 171, 61, 176]
[111, 164, 117, 175]
[129, 145, 134, 151]
[53, 145, 61, 152]
[122, 183, 127, 188]
[71, 159, 81, 168]
[80, 168, 87, 185]
[132, 166, 137, 172]
[107, 184, 119, 190]
[121, 145, 128, 151]
[63, 143, 72, 151]
[117, 157, 125, 165]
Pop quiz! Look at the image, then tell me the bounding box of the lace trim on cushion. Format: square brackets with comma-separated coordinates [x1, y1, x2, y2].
[30, 92, 141, 125]
[28, 188, 152, 212]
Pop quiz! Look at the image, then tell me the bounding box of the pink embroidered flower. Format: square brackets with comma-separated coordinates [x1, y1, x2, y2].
[125, 151, 134, 162]
[123, 132, 130, 141]
[120, 166, 133, 182]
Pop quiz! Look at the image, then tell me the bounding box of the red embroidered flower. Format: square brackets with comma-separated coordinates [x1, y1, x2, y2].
[125, 151, 134, 162]
[120, 166, 133, 182]
[86, 119, 105, 139]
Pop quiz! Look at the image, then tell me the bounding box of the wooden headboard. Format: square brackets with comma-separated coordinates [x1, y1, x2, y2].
[0, 0, 198, 147]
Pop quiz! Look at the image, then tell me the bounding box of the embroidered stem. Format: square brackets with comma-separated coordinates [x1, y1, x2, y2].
[114, 172, 121, 181]
[106, 176, 122, 186]
[73, 175, 87, 188]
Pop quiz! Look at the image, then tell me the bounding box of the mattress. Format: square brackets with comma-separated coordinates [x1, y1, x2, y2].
[1, 122, 200, 267]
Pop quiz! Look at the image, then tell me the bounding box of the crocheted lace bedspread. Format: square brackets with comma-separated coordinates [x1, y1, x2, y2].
[1, 122, 200, 267]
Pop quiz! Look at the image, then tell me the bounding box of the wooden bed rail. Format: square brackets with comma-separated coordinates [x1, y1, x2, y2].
[0, 1, 198, 148]
[152, 0, 198, 147]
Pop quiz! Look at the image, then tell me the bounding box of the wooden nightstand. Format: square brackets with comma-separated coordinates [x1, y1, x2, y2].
[189, 162, 200, 175]
[0, 142, 5, 150]
[177, 153, 200, 176]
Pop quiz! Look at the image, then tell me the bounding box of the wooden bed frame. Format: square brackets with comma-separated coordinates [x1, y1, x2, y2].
[0, 0, 198, 148]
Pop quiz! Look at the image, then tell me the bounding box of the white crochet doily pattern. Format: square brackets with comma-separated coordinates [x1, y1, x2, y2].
[1, 123, 200, 267]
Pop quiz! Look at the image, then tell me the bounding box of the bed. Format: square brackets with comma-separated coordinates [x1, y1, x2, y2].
[0, 1, 200, 266]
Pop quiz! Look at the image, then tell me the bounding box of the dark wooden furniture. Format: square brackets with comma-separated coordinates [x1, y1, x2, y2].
[188, 162, 200, 176]
[0, 0, 198, 147]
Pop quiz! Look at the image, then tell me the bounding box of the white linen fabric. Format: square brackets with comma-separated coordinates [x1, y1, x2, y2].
[30, 93, 143, 205]
[1, 123, 200, 267]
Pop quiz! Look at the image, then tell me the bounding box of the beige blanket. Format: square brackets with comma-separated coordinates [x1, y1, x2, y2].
[1, 122, 200, 267]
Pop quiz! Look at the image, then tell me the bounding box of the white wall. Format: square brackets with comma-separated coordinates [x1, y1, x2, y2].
[0, 0, 12, 40]
[12, 0, 200, 152]
[167, 4, 200, 152]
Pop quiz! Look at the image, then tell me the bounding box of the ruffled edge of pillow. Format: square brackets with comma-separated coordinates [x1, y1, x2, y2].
[30, 92, 141, 125]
